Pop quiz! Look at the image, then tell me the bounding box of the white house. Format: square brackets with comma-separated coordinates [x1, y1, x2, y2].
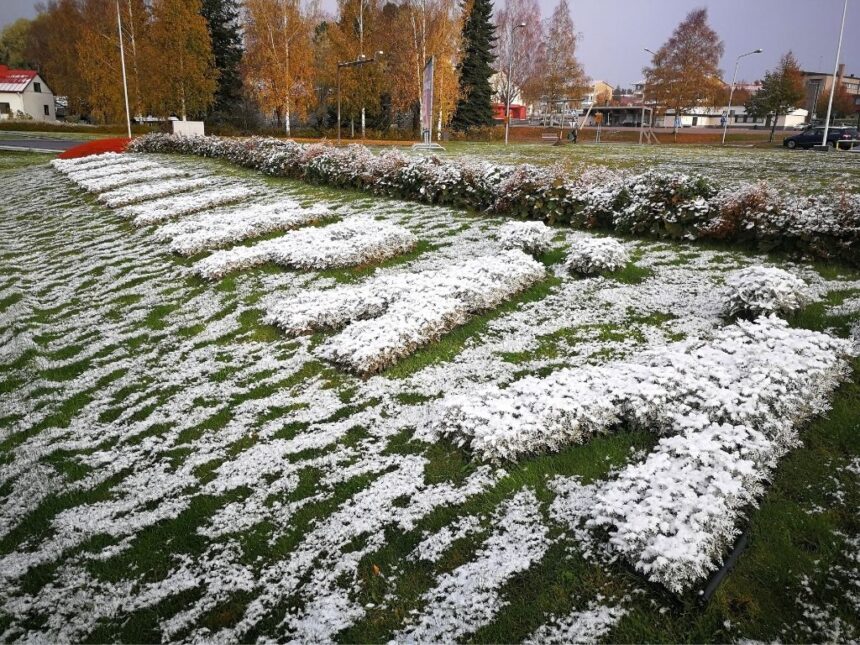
[661, 105, 808, 129]
[0, 65, 57, 122]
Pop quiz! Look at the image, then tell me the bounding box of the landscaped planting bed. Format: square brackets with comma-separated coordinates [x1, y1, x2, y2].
[2, 146, 859, 642]
[129, 134, 860, 265]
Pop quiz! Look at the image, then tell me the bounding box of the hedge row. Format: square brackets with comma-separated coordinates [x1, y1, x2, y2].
[128, 134, 860, 265]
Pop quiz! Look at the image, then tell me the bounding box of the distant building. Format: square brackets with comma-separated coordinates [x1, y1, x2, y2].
[802, 63, 860, 121]
[491, 103, 527, 120]
[662, 105, 808, 129]
[582, 80, 614, 106]
[0, 65, 57, 122]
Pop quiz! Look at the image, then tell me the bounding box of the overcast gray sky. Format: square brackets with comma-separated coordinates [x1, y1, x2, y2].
[1, 0, 857, 86]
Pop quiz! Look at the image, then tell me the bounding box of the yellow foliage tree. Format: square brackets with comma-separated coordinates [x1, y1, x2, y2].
[25, 0, 89, 117]
[243, 0, 316, 135]
[325, 0, 386, 137]
[380, 0, 460, 137]
[147, 0, 218, 119]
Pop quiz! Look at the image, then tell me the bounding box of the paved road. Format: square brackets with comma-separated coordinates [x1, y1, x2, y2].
[0, 139, 86, 153]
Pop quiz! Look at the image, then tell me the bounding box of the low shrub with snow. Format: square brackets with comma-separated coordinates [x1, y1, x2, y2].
[438, 316, 853, 592]
[266, 250, 546, 373]
[193, 217, 416, 280]
[51, 152, 130, 174]
[118, 186, 256, 226]
[724, 265, 810, 317]
[435, 316, 853, 462]
[128, 134, 860, 266]
[563, 237, 630, 275]
[155, 202, 332, 256]
[98, 177, 218, 208]
[498, 221, 554, 255]
[612, 171, 717, 240]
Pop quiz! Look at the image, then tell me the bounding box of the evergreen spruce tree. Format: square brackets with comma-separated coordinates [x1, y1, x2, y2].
[451, 0, 497, 131]
[201, 0, 243, 117]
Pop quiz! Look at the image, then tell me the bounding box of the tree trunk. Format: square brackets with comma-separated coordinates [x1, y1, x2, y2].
[769, 113, 777, 142]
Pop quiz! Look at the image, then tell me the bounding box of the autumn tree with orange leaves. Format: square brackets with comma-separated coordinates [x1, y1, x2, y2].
[643, 8, 725, 139]
[148, 0, 218, 119]
[243, 0, 316, 134]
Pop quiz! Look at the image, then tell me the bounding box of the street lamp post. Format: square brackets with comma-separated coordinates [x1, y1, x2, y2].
[116, 0, 132, 138]
[821, 0, 849, 147]
[640, 48, 656, 144]
[337, 51, 383, 144]
[722, 48, 763, 145]
[504, 22, 526, 146]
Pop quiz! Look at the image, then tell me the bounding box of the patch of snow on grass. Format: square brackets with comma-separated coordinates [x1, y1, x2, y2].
[397, 489, 550, 642]
[526, 602, 627, 644]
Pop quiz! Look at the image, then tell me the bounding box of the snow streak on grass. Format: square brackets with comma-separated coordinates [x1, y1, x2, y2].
[1, 151, 859, 642]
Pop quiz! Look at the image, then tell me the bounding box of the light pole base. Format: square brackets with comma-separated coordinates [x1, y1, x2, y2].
[812, 144, 830, 152]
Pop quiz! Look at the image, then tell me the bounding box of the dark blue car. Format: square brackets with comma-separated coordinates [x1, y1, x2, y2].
[783, 126, 859, 149]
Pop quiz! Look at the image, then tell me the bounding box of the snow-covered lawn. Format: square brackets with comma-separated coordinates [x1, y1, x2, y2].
[1, 149, 858, 642]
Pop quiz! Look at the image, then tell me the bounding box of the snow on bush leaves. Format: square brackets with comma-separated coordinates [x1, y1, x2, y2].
[193, 217, 417, 280]
[435, 316, 852, 463]
[498, 221, 555, 255]
[535, 317, 853, 594]
[266, 250, 546, 373]
[724, 265, 810, 317]
[155, 202, 333, 256]
[564, 237, 630, 275]
[128, 134, 860, 265]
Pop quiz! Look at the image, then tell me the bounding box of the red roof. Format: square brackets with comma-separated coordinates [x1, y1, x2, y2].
[0, 65, 38, 93]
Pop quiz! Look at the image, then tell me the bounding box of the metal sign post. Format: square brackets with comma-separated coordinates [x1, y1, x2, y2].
[413, 57, 445, 151]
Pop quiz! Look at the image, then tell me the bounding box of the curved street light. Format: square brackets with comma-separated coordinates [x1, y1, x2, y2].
[722, 48, 763, 145]
[640, 48, 657, 142]
[337, 51, 384, 144]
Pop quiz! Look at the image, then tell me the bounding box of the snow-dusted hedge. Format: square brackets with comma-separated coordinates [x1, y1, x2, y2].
[117, 186, 256, 226]
[98, 177, 218, 208]
[724, 265, 811, 317]
[435, 316, 852, 462]
[76, 167, 188, 194]
[564, 237, 630, 275]
[128, 134, 860, 265]
[443, 316, 854, 592]
[498, 221, 554, 255]
[193, 216, 416, 280]
[266, 250, 546, 373]
[154, 202, 332, 256]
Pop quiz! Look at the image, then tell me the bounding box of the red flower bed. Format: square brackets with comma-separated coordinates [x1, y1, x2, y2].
[58, 137, 131, 159]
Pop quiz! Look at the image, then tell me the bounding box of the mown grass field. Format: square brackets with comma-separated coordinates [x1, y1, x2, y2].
[1, 144, 858, 642]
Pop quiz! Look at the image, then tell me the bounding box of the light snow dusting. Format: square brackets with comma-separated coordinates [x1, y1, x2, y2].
[0, 150, 855, 641]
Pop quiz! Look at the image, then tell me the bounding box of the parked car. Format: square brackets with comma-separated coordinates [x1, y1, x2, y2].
[783, 126, 859, 149]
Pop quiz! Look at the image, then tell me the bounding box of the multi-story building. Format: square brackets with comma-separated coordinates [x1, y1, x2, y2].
[802, 63, 859, 121]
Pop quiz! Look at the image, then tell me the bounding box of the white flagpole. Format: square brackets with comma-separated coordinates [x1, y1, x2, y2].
[116, 0, 132, 138]
[821, 0, 848, 147]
